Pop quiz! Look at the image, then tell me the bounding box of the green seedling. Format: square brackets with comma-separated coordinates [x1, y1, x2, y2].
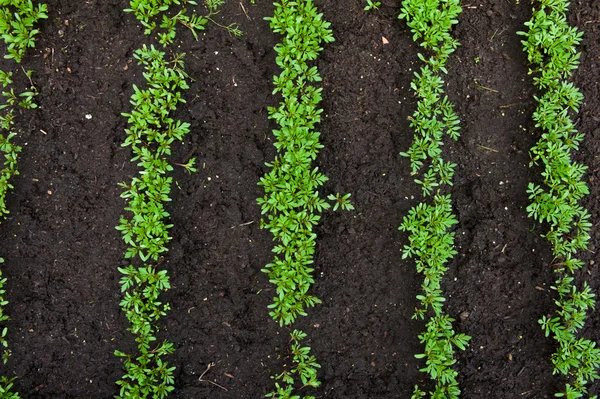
[0, 0, 48, 62]
[257, 0, 335, 328]
[0, 1, 44, 217]
[364, 0, 381, 11]
[0, 376, 19, 399]
[399, 195, 470, 399]
[519, 1, 600, 397]
[327, 193, 354, 212]
[0, 3, 47, 398]
[0, 130, 20, 216]
[116, 0, 241, 394]
[258, 1, 352, 397]
[0, 72, 39, 218]
[0, 264, 10, 365]
[126, 0, 241, 44]
[115, 45, 190, 399]
[266, 330, 320, 399]
[399, 0, 469, 397]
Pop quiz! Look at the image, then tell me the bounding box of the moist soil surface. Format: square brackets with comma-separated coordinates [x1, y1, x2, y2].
[0, 0, 598, 398]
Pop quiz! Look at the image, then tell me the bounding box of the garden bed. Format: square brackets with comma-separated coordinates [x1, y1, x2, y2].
[0, 0, 599, 398]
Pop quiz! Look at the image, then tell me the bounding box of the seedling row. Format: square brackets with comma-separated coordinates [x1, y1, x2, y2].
[0, 0, 598, 398]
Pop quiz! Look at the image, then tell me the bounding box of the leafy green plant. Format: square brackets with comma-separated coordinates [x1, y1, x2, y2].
[0, 69, 40, 220]
[0, 0, 46, 218]
[0, 263, 11, 365]
[126, 0, 241, 44]
[116, 0, 240, 395]
[0, 376, 19, 399]
[0, 4, 46, 397]
[0, 129, 19, 218]
[399, 195, 470, 399]
[266, 330, 320, 399]
[363, 0, 381, 11]
[327, 192, 354, 212]
[257, 0, 335, 328]
[398, 0, 469, 398]
[519, 1, 600, 397]
[258, 1, 352, 397]
[0, 0, 47, 62]
[125, 0, 189, 32]
[115, 44, 191, 399]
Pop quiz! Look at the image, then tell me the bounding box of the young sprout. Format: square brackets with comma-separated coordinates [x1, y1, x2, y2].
[116, 0, 242, 392]
[327, 193, 355, 211]
[519, 1, 600, 396]
[0, 2, 47, 397]
[364, 0, 381, 11]
[258, 1, 352, 397]
[266, 330, 321, 399]
[258, 0, 335, 328]
[0, 1, 48, 62]
[399, 0, 469, 397]
[126, 0, 241, 45]
[115, 45, 191, 398]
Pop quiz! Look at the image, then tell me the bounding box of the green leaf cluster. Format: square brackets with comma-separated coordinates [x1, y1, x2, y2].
[126, 0, 241, 44]
[0, 376, 19, 399]
[0, 128, 19, 218]
[0, 5, 45, 398]
[399, 0, 461, 195]
[327, 192, 354, 212]
[257, 0, 334, 328]
[363, 0, 380, 11]
[0, 263, 12, 366]
[125, 0, 188, 31]
[115, 45, 191, 399]
[266, 330, 320, 399]
[399, 0, 461, 64]
[117, 46, 191, 263]
[0, 0, 47, 62]
[399, 195, 469, 399]
[399, 1, 469, 398]
[520, 1, 600, 397]
[258, 2, 341, 397]
[116, 0, 237, 395]
[0, 1, 45, 218]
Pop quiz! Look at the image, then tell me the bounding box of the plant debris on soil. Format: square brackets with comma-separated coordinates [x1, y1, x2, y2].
[0, 0, 598, 398]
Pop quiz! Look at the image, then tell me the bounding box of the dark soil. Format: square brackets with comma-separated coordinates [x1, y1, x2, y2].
[0, 0, 598, 398]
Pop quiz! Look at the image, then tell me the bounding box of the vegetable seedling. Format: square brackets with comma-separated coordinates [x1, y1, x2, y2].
[399, 0, 469, 397]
